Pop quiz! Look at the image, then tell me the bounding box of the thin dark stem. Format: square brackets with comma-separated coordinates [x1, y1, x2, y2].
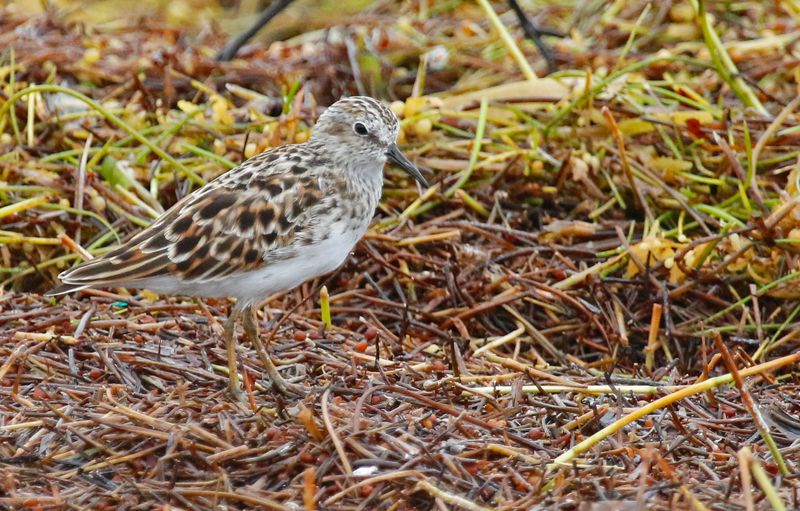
[505, 0, 559, 74]
[215, 0, 295, 62]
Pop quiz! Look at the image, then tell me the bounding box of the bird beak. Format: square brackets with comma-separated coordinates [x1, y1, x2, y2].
[386, 144, 428, 188]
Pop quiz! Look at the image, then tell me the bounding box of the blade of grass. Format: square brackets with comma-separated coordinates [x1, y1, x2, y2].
[445, 97, 488, 197]
[548, 351, 800, 470]
[712, 332, 788, 476]
[0, 84, 204, 185]
[475, 0, 537, 82]
[693, 0, 768, 115]
[320, 285, 332, 330]
[749, 455, 787, 511]
[0, 196, 50, 219]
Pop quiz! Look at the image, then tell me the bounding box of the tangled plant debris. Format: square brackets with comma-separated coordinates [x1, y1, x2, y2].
[1, 1, 800, 509]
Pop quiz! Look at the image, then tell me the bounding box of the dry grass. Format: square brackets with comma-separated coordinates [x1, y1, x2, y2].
[2, 1, 800, 509]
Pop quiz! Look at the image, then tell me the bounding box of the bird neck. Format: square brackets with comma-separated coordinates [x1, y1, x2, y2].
[343, 156, 385, 208]
[304, 139, 384, 204]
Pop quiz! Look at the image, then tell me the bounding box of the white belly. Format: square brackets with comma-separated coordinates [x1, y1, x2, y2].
[228, 227, 363, 302]
[139, 224, 366, 303]
[137, 221, 366, 303]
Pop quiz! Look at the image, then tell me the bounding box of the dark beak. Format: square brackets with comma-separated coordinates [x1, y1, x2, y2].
[386, 144, 428, 188]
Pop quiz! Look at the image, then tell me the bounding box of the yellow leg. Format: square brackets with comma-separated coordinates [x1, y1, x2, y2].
[242, 304, 304, 396]
[224, 303, 245, 401]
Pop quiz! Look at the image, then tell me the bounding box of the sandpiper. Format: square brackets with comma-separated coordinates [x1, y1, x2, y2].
[48, 96, 428, 399]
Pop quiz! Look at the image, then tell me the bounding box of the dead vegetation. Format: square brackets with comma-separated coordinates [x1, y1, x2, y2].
[1, 1, 800, 509]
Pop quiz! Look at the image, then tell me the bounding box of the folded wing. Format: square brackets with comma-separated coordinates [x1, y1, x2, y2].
[49, 146, 327, 294]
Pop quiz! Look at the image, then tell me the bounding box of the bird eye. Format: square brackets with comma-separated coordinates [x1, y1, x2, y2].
[353, 122, 368, 136]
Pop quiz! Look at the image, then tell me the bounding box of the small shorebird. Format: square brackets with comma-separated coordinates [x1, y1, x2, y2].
[48, 96, 428, 399]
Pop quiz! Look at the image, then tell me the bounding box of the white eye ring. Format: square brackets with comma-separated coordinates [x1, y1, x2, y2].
[353, 122, 368, 136]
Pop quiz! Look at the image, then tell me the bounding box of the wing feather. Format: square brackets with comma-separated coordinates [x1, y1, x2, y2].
[53, 145, 330, 292]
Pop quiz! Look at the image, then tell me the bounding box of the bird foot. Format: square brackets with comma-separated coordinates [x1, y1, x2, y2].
[227, 382, 247, 404]
[266, 368, 306, 397]
[227, 371, 304, 401]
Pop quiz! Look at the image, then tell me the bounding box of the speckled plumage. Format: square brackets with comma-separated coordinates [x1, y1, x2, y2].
[48, 96, 427, 398]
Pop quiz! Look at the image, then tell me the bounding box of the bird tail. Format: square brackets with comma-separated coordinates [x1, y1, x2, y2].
[45, 282, 91, 296]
